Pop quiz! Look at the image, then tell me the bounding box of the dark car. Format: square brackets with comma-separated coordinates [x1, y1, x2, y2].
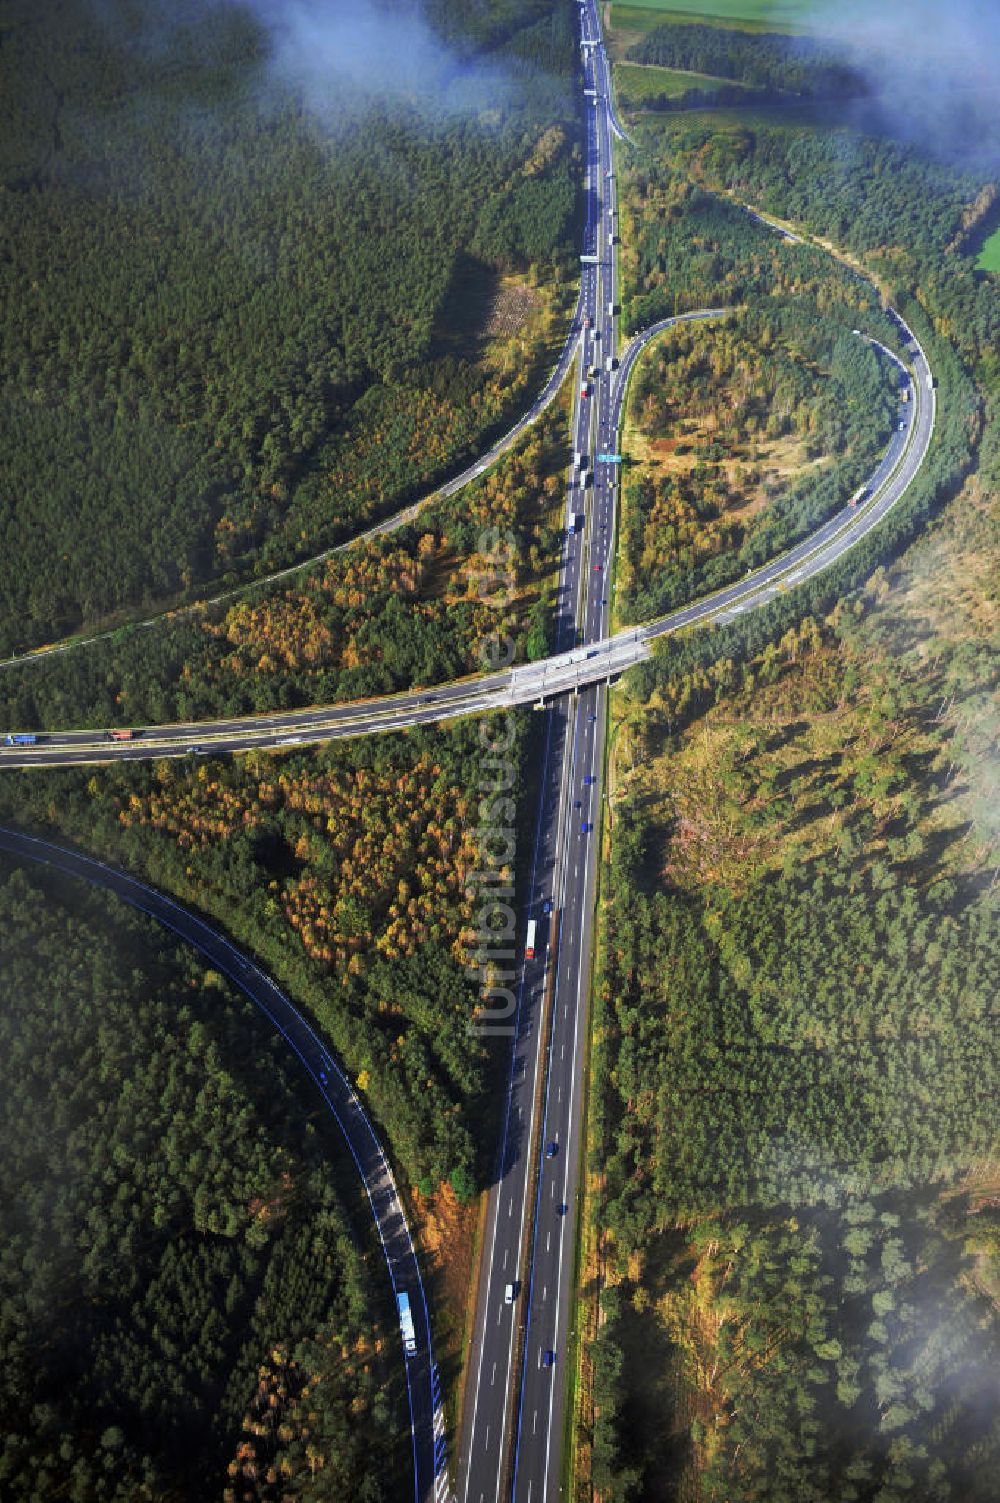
[543, 1350, 557, 1368]
[543, 899, 553, 916]
[545, 1141, 559, 1159]
[583, 775, 596, 786]
[588, 712, 596, 723]
[582, 821, 593, 834]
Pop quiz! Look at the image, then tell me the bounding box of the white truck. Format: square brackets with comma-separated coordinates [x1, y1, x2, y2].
[397, 1292, 417, 1357]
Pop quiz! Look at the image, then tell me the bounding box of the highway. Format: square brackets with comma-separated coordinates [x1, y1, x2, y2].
[461, 3, 622, 1500]
[0, 12, 940, 1503]
[0, 215, 591, 682]
[0, 824, 449, 1503]
[0, 296, 935, 771]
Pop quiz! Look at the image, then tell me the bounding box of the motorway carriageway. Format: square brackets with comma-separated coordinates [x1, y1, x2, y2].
[0, 307, 935, 772]
[0, 6, 938, 1503]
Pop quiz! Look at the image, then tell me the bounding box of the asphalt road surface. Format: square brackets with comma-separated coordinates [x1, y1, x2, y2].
[460, 3, 623, 1499]
[0, 202, 589, 680]
[0, 826, 449, 1503]
[0, 306, 934, 773]
[0, 11, 939, 1503]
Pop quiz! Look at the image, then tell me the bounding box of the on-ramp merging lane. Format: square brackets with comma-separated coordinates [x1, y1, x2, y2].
[0, 303, 935, 771]
[0, 20, 939, 1503]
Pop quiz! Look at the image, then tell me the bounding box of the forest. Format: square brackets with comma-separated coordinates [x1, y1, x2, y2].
[0, 0, 578, 656]
[617, 296, 898, 625]
[0, 715, 535, 1199]
[643, 114, 1000, 377]
[0, 388, 568, 731]
[0, 859, 398, 1502]
[626, 21, 865, 101]
[590, 572, 1000, 1499]
[580, 55, 1000, 1503]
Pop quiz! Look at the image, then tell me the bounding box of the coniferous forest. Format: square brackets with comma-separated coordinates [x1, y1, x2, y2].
[0, 857, 399, 1502]
[0, 0, 578, 656]
[583, 20, 1000, 1501]
[0, 0, 574, 1493]
[2, 0, 1000, 1499]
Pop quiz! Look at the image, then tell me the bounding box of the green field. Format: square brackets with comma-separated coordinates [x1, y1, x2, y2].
[610, 1, 813, 34]
[976, 225, 1000, 272]
[616, 60, 759, 101]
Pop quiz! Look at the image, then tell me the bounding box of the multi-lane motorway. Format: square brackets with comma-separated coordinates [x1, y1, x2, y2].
[458, 5, 616, 1498]
[0, 6, 940, 1503]
[0, 299, 934, 773]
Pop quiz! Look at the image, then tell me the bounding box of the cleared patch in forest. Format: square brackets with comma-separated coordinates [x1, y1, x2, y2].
[615, 60, 761, 104]
[975, 225, 1000, 273]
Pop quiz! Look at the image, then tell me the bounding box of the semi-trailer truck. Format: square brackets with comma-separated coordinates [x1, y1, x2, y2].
[397, 1292, 417, 1357]
[525, 919, 538, 961]
[4, 734, 37, 746]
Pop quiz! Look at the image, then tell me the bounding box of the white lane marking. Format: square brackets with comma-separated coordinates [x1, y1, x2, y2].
[503, 1247, 508, 1270]
[491, 1362, 497, 1386]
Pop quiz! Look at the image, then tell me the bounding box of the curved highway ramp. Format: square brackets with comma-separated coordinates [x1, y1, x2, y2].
[0, 825, 449, 1503]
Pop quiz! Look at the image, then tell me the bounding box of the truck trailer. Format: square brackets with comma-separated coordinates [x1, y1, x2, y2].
[397, 1292, 417, 1357]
